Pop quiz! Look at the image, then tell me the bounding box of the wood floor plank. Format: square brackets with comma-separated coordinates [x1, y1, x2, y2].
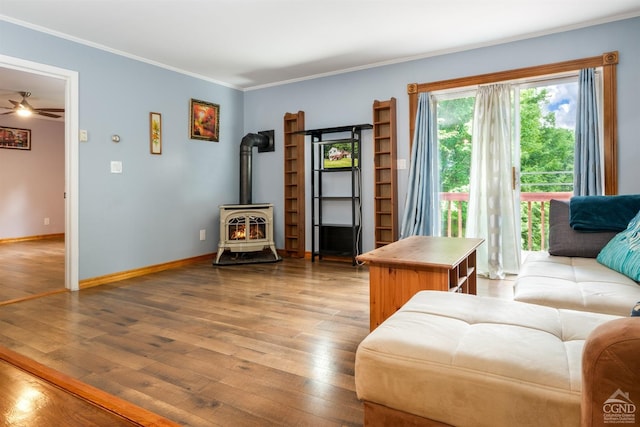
[80, 374, 215, 427]
[0, 240, 514, 426]
[0, 346, 180, 426]
[0, 237, 65, 301]
[0, 255, 371, 425]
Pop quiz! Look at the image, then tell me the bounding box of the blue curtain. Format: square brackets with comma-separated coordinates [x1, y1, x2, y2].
[400, 92, 440, 238]
[574, 68, 602, 196]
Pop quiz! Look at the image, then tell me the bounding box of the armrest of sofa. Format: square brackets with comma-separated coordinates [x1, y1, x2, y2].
[582, 317, 640, 427]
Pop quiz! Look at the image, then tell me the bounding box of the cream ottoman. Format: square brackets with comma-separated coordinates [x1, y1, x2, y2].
[355, 291, 620, 427]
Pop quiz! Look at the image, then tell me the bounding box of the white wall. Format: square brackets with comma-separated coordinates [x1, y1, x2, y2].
[0, 116, 64, 239]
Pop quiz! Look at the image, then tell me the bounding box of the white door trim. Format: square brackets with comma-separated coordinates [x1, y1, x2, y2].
[0, 54, 79, 291]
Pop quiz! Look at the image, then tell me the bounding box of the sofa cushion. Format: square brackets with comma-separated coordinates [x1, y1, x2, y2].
[548, 199, 617, 258]
[514, 252, 640, 316]
[355, 291, 620, 427]
[569, 194, 640, 231]
[597, 210, 640, 281]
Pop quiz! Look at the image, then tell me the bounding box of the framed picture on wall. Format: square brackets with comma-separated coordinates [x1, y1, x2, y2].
[150, 112, 162, 154]
[189, 98, 219, 142]
[0, 126, 31, 150]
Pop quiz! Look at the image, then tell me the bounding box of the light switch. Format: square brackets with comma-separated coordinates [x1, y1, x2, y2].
[110, 161, 122, 174]
[79, 129, 88, 142]
[397, 159, 407, 170]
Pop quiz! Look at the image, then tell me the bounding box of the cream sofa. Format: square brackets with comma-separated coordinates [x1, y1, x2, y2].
[514, 252, 640, 316]
[355, 266, 640, 427]
[355, 289, 640, 426]
[355, 291, 627, 426]
[355, 256, 640, 426]
[355, 198, 640, 426]
[513, 198, 640, 316]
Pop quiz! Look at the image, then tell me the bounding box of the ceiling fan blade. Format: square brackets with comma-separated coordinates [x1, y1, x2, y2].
[35, 108, 65, 112]
[36, 111, 61, 118]
[3, 92, 63, 117]
[20, 99, 34, 110]
[1, 111, 15, 115]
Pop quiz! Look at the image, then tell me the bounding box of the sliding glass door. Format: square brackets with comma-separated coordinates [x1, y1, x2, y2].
[434, 75, 582, 253]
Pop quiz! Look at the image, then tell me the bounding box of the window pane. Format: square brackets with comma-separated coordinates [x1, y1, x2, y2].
[519, 84, 576, 193]
[519, 81, 577, 251]
[437, 96, 474, 237]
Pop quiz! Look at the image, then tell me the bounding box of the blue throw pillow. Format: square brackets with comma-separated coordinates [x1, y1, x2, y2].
[597, 210, 640, 281]
[632, 302, 640, 317]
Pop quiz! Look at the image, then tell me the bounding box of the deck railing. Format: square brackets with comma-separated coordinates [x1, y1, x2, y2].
[441, 191, 572, 251]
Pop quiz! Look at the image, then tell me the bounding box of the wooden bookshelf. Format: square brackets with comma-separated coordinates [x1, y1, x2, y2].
[372, 98, 398, 247]
[283, 111, 305, 258]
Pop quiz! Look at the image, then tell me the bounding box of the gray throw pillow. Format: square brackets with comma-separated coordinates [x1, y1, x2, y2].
[548, 199, 617, 258]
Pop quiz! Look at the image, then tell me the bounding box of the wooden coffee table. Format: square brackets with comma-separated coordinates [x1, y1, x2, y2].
[357, 236, 484, 331]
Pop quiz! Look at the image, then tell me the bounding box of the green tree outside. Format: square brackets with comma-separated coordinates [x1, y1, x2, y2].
[436, 87, 575, 250]
[437, 96, 473, 237]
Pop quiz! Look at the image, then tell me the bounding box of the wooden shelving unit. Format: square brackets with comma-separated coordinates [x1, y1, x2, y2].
[283, 111, 305, 258]
[372, 98, 398, 248]
[448, 250, 477, 294]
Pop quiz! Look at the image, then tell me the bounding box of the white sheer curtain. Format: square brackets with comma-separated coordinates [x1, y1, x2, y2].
[466, 84, 520, 279]
[400, 92, 440, 238]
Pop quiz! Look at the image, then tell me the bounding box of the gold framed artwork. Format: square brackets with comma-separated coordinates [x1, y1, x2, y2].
[189, 99, 219, 141]
[0, 126, 31, 150]
[150, 112, 162, 154]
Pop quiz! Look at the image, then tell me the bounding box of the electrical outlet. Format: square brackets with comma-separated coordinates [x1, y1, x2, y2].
[199, 229, 206, 241]
[44, 217, 50, 225]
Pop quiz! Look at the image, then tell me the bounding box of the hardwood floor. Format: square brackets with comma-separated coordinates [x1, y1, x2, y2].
[0, 240, 513, 426]
[0, 237, 65, 304]
[0, 346, 180, 426]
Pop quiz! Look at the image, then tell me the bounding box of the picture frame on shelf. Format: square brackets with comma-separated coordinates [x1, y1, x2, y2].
[0, 126, 31, 150]
[322, 140, 358, 169]
[189, 98, 219, 142]
[150, 112, 162, 154]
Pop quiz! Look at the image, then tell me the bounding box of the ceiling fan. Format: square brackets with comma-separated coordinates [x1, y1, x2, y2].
[0, 91, 64, 118]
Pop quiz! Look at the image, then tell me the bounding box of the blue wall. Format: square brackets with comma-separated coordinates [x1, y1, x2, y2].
[1, 17, 638, 279]
[244, 17, 640, 252]
[1, 21, 244, 279]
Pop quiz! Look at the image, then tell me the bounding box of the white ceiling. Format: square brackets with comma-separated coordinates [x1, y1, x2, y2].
[1, 0, 639, 115]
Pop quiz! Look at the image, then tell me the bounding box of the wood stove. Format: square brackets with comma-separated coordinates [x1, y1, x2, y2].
[214, 203, 279, 264]
[213, 131, 279, 265]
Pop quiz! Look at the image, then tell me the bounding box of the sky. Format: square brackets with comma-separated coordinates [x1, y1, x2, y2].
[544, 81, 578, 130]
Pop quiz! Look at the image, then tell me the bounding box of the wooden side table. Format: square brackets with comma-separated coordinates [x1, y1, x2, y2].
[357, 236, 484, 331]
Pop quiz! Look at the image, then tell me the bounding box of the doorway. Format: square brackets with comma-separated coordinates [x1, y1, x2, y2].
[0, 54, 79, 293]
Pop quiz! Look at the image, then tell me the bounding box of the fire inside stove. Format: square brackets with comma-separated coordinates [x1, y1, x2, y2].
[229, 216, 266, 240]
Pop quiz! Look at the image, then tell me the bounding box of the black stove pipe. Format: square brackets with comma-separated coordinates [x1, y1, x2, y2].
[239, 132, 271, 205]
